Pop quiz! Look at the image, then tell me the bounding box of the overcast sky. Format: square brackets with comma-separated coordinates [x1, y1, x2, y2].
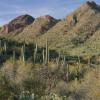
[0, 0, 100, 25]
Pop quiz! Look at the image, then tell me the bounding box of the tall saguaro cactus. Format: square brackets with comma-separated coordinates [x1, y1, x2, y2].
[63, 55, 66, 67]
[77, 56, 81, 73]
[88, 56, 91, 67]
[45, 39, 49, 64]
[13, 51, 15, 63]
[66, 63, 69, 82]
[23, 40, 26, 51]
[56, 51, 61, 68]
[0, 40, 2, 52]
[48, 47, 50, 63]
[3, 41, 7, 57]
[0, 40, 1, 48]
[34, 43, 38, 63]
[42, 49, 45, 64]
[21, 45, 25, 63]
[4, 41, 7, 52]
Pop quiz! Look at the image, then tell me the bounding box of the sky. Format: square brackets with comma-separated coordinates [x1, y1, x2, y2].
[0, 0, 100, 25]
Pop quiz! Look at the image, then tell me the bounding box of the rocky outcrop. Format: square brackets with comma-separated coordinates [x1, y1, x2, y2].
[86, 1, 100, 9]
[66, 15, 77, 26]
[0, 14, 34, 34]
[0, 24, 9, 34]
[65, 1, 100, 27]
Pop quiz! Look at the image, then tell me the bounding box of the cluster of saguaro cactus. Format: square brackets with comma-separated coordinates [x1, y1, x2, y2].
[33, 39, 50, 65]
[19, 91, 34, 100]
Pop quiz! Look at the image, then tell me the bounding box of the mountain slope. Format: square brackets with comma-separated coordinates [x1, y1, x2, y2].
[34, 1, 100, 55]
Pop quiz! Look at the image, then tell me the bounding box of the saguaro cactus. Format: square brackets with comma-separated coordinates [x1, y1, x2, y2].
[12, 51, 16, 63]
[0, 40, 2, 51]
[12, 51, 15, 63]
[48, 47, 50, 63]
[21, 46, 25, 63]
[23, 40, 26, 51]
[34, 43, 38, 63]
[0, 40, 1, 48]
[42, 49, 45, 64]
[45, 39, 49, 64]
[77, 56, 81, 73]
[88, 56, 91, 67]
[66, 63, 69, 82]
[63, 55, 66, 67]
[4, 41, 7, 52]
[56, 51, 61, 68]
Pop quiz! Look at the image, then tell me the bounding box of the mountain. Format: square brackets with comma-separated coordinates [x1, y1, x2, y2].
[0, 1, 100, 56]
[0, 15, 58, 42]
[0, 14, 35, 34]
[16, 15, 59, 40]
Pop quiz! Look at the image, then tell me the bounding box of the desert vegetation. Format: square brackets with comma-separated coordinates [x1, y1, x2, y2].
[0, 37, 100, 100]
